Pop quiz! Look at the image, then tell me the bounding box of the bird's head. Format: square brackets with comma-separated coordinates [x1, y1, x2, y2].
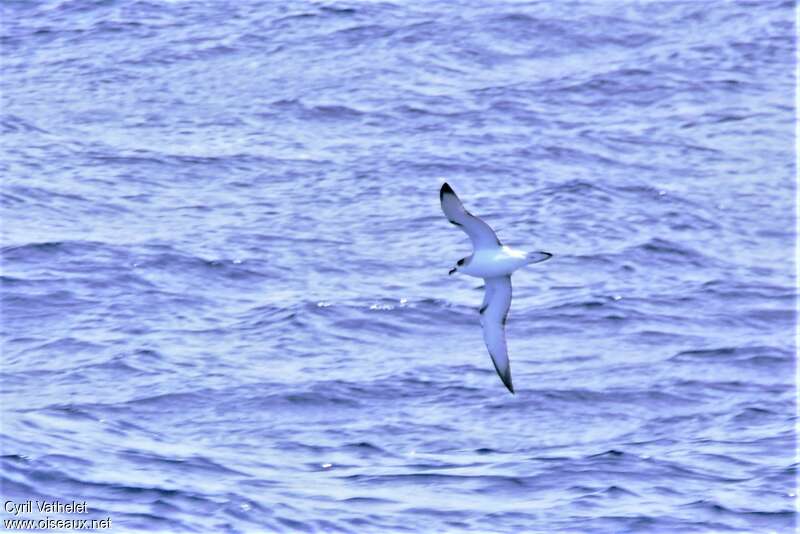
[449, 258, 466, 276]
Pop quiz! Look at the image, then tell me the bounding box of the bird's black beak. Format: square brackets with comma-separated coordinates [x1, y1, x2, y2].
[448, 268, 457, 276]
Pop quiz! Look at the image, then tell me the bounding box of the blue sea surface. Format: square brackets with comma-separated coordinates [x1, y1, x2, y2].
[1, 1, 796, 532]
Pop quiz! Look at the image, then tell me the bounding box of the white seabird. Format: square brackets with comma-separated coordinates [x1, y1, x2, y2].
[440, 182, 552, 394]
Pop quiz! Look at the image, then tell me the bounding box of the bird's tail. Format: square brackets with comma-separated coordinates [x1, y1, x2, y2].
[526, 251, 553, 265]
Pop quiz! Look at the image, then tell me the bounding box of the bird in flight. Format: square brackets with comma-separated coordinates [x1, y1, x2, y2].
[440, 182, 552, 394]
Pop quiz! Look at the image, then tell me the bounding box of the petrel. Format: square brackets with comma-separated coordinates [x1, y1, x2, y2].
[440, 182, 552, 394]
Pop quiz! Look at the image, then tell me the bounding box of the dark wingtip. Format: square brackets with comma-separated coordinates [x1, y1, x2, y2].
[489, 355, 515, 394]
[440, 182, 455, 199]
[502, 370, 515, 394]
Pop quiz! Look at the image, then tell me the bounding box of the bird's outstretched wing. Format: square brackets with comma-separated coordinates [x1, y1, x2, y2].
[480, 276, 514, 393]
[440, 183, 502, 250]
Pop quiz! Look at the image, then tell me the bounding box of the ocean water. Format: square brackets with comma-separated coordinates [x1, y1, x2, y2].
[1, 0, 796, 532]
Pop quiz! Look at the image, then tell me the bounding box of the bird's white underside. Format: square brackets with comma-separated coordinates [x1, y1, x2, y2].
[459, 246, 529, 278]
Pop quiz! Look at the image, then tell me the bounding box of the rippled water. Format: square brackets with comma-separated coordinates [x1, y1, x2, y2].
[1, 0, 796, 532]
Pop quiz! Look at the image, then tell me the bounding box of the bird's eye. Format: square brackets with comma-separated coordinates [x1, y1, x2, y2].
[457, 259, 464, 266]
